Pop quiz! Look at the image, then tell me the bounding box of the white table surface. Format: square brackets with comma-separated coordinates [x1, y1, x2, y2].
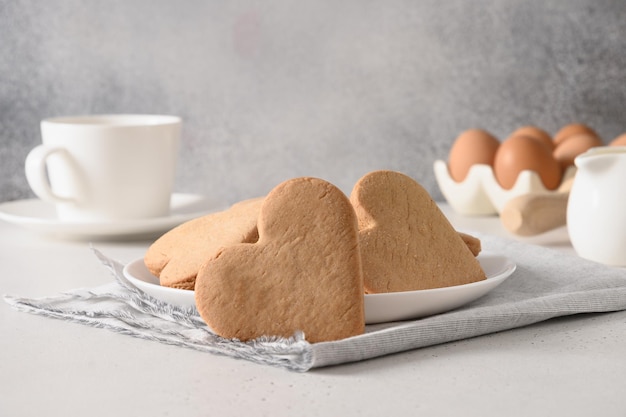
[1, 203, 625, 417]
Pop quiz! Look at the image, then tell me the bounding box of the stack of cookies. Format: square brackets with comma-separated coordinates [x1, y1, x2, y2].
[144, 170, 485, 343]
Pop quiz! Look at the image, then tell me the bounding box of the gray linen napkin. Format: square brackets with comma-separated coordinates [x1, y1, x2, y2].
[4, 234, 626, 372]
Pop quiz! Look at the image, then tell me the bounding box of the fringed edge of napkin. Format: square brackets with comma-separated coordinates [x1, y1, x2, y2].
[4, 249, 315, 372]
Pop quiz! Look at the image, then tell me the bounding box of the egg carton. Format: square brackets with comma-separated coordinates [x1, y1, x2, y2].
[433, 160, 576, 215]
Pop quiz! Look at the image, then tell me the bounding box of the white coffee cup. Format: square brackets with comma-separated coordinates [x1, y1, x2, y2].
[25, 114, 181, 222]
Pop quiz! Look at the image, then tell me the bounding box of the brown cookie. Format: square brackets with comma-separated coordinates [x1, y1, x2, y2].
[195, 177, 364, 343]
[144, 197, 263, 290]
[459, 232, 482, 257]
[350, 170, 486, 293]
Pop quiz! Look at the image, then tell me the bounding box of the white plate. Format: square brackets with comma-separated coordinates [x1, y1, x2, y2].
[123, 253, 516, 324]
[364, 253, 516, 323]
[124, 258, 196, 307]
[0, 194, 223, 240]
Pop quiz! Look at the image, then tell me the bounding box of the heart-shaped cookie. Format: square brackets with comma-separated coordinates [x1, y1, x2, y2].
[195, 177, 365, 343]
[350, 170, 486, 293]
[144, 197, 263, 290]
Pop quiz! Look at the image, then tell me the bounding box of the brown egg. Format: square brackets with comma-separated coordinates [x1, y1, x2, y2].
[610, 133, 626, 146]
[553, 123, 599, 147]
[448, 128, 500, 182]
[553, 133, 603, 169]
[509, 126, 554, 150]
[494, 135, 562, 190]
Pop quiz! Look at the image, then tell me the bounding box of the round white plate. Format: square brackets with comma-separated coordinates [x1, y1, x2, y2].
[364, 253, 516, 323]
[0, 194, 223, 240]
[124, 258, 196, 307]
[123, 253, 516, 324]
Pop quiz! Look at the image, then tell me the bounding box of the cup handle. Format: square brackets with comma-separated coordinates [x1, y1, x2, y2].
[25, 145, 76, 204]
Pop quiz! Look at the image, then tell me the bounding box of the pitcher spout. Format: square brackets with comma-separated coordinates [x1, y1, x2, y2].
[574, 146, 626, 173]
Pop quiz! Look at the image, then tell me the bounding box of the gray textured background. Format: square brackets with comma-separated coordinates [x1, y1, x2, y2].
[2, 0, 625, 206]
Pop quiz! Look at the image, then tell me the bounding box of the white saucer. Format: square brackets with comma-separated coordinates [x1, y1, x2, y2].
[123, 253, 516, 324]
[0, 194, 224, 240]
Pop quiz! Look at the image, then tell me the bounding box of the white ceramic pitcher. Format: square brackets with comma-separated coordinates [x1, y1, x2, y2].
[567, 146, 626, 266]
